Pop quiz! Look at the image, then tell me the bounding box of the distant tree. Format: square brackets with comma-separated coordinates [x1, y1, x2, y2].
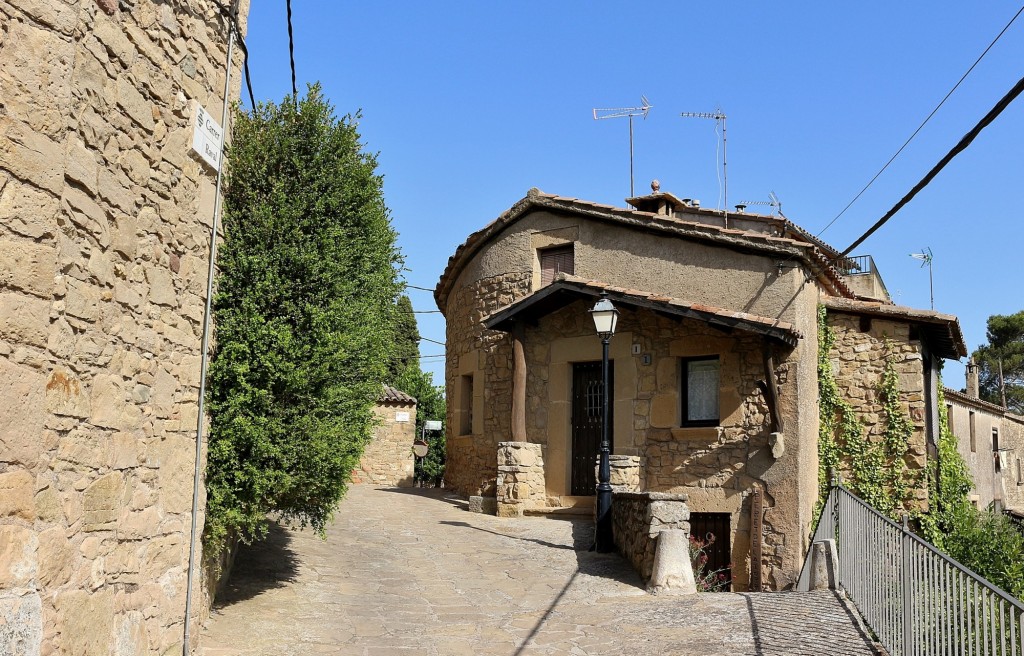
[388, 295, 420, 380]
[972, 310, 1024, 414]
[204, 85, 402, 555]
[393, 366, 446, 485]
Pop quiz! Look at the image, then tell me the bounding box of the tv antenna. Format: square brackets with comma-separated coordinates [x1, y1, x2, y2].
[909, 247, 934, 309]
[737, 191, 784, 217]
[593, 95, 653, 197]
[681, 109, 728, 227]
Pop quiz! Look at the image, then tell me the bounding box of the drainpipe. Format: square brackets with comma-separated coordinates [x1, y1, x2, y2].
[182, 13, 234, 656]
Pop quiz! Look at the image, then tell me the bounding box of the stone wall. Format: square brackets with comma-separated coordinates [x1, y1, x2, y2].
[443, 272, 531, 497]
[826, 313, 929, 510]
[1003, 413, 1024, 512]
[352, 401, 417, 488]
[611, 491, 690, 581]
[0, 1, 247, 654]
[495, 442, 545, 517]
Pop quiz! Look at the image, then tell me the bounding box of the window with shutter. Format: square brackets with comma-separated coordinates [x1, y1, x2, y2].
[540, 245, 574, 286]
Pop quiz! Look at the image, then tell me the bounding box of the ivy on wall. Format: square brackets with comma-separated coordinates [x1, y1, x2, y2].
[816, 306, 917, 520]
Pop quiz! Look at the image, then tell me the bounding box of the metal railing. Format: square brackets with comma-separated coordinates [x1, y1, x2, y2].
[836, 254, 876, 276]
[798, 484, 1024, 655]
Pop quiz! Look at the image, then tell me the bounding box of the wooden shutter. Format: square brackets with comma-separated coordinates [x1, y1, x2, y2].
[540, 246, 574, 285]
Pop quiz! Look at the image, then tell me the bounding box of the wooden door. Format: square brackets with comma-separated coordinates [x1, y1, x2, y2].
[690, 512, 732, 590]
[571, 361, 613, 496]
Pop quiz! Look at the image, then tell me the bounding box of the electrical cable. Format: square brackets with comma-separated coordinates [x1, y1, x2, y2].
[406, 285, 437, 292]
[840, 71, 1024, 256]
[414, 310, 442, 314]
[819, 3, 1024, 239]
[210, 0, 256, 110]
[286, 0, 298, 107]
[418, 336, 446, 346]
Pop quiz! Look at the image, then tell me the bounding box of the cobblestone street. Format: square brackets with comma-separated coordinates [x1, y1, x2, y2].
[199, 486, 877, 655]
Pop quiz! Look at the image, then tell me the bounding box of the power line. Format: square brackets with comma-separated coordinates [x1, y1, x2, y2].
[841, 71, 1024, 256]
[406, 285, 436, 292]
[414, 310, 442, 314]
[286, 0, 297, 107]
[418, 336, 446, 346]
[820, 3, 1024, 239]
[211, 0, 256, 109]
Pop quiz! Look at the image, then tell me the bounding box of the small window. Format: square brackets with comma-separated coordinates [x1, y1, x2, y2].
[969, 411, 976, 453]
[993, 428, 1001, 472]
[1017, 458, 1022, 485]
[681, 356, 720, 427]
[459, 374, 474, 435]
[540, 245, 573, 286]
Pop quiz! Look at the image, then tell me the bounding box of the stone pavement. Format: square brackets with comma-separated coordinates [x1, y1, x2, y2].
[199, 486, 878, 655]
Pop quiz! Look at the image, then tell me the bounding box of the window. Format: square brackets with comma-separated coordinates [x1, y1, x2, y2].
[681, 356, 720, 427]
[1017, 458, 1022, 485]
[539, 245, 573, 286]
[969, 411, 976, 453]
[459, 374, 474, 435]
[993, 428, 1001, 472]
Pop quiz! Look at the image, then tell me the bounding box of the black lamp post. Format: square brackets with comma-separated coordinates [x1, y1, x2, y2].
[590, 291, 619, 553]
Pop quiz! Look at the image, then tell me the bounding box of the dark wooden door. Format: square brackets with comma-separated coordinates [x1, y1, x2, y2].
[690, 512, 732, 590]
[571, 361, 613, 496]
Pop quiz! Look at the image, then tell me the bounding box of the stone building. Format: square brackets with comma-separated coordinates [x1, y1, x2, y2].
[945, 363, 1024, 512]
[351, 386, 418, 487]
[0, 1, 248, 653]
[434, 186, 965, 591]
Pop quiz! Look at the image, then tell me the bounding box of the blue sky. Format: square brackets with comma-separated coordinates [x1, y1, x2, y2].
[241, 2, 1024, 388]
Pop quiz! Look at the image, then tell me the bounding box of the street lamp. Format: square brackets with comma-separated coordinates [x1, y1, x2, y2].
[590, 291, 618, 552]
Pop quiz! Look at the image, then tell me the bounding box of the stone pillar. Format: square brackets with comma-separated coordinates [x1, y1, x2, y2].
[608, 454, 641, 492]
[496, 442, 545, 517]
[511, 324, 527, 442]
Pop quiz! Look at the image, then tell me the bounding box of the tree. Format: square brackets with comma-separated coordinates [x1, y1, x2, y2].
[972, 310, 1024, 414]
[388, 295, 420, 381]
[204, 85, 402, 554]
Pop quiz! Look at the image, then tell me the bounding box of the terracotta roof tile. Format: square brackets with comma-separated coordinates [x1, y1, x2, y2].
[379, 385, 416, 405]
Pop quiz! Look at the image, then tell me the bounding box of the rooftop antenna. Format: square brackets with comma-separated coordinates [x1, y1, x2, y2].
[681, 109, 728, 227]
[737, 191, 784, 217]
[910, 247, 934, 309]
[593, 95, 653, 197]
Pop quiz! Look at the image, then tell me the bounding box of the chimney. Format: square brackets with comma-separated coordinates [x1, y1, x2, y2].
[966, 358, 980, 398]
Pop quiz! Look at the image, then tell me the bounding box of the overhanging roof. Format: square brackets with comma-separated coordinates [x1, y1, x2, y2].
[823, 297, 966, 360]
[435, 188, 855, 310]
[483, 275, 802, 347]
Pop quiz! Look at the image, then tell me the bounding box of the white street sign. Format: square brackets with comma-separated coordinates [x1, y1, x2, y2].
[395, 411, 410, 423]
[190, 101, 224, 172]
[424, 420, 443, 431]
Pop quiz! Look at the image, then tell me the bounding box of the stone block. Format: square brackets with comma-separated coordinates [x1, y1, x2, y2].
[116, 76, 155, 132]
[0, 239, 56, 297]
[0, 180, 59, 239]
[646, 529, 696, 595]
[0, 525, 38, 588]
[468, 496, 497, 515]
[55, 589, 114, 655]
[45, 368, 91, 418]
[0, 589, 43, 656]
[0, 470, 36, 521]
[37, 526, 73, 588]
[650, 393, 676, 429]
[0, 293, 50, 347]
[0, 358, 46, 468]
[83, 472, 125, 531]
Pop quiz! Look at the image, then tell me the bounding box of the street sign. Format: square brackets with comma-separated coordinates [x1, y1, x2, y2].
[190, 101, 224, 172]
[424, 420, 442, 431]
[395, 411, 410, 423]
[412, 440, 429, 458]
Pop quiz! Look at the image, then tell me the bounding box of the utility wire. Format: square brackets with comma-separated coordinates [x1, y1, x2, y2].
[820, 3, 1024, 239]
[406, 285, 437, 292]
[418, 336, 446, 346]
[414, 310, 442, 314]
[841, 72, 1024, 256]
[211, 0, 255, 110]
[286, 0, 298, 107]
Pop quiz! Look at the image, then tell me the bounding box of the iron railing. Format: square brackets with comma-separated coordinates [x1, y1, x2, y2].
[836, 254, 876, 276]
[798, 484, 1024, 655]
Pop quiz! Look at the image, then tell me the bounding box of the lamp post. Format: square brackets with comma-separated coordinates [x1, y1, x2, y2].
[590, 291, 619, 552]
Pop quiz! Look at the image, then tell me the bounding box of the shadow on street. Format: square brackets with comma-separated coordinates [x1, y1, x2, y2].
[213, 521, 301, 609]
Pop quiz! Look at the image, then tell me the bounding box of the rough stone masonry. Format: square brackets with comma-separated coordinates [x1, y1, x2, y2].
[0, 1, 249, 654]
